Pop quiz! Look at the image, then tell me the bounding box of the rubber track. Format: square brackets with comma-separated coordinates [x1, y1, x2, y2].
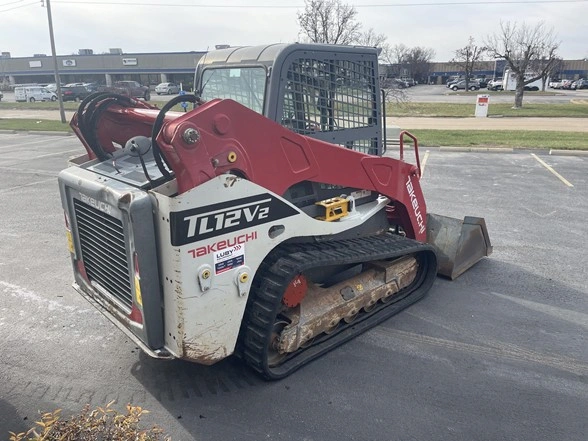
[239, 233, 438, 380]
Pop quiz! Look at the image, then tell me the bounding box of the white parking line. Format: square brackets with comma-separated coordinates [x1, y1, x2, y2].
[0, 177, 56, 194]
[531, 153, 574, 187]
[372, 327, 588, 377]
[0, 137, 56, 150]
[0, 280, 88, 313]
[34, 148, 81, 159]
[420, 150, 430, 177]
[491, 291, 588, 330]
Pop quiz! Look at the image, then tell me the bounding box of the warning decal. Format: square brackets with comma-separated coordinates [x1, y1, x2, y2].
[214, 244, 245, 274]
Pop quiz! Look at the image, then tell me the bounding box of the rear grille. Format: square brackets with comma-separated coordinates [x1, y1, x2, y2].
[73, 199, 132, 309]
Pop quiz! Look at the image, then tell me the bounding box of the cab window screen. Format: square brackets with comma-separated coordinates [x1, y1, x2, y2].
[281, 58, 377, 135]
[200, 67, 266, 114]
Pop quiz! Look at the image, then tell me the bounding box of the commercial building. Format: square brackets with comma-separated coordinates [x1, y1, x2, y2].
[0, 49, 205, 91]
[425, 59, 588, 84]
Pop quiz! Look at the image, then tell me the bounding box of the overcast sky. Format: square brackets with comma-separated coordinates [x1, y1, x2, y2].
[2, 0, 587, 61]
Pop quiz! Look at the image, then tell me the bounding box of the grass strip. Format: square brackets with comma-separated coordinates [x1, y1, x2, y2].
[0, 101, 80, 111]
[0, 118, 72, 132]
[387, 102, 588, 118]
[1, 119, 586, 150]
[402, 129, 588, 150]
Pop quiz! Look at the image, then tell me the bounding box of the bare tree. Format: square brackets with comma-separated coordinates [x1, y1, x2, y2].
[356, 27, 387, 48]
[380, 44, 434, 83]
[450, 36, 486, 91]
[403, 47, 435, 84]
[485, 21, 559, 108]
[381, 44, 408, 77]
[381, 80, 409, 105]
[357, 28, 390, 60]
[297, 0, 361, 45]
[533, 56, 563, 91]
[386, 44, 409, 64]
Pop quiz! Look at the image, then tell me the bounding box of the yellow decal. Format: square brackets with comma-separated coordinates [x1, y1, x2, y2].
[66, 230, 74, 254]
[134, 275, 143, 307]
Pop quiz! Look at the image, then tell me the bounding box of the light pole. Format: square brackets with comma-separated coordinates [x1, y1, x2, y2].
[44, 0, 66, 123]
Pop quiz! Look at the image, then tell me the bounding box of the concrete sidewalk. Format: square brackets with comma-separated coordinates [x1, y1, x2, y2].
[387, 116, 588, 132]
[0, 109, 76, 121]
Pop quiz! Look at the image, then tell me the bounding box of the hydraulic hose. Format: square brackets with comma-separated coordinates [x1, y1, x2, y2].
[151, 94, 199, 179]
[76, 92, 133, 161]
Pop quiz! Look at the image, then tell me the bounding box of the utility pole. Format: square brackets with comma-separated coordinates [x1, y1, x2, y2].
[44, 0, 66, 123]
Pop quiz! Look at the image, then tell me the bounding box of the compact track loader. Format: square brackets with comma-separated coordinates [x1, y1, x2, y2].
[58, 43, 491, 379]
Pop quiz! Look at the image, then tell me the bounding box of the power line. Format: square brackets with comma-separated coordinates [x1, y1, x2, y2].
[0, 0, 37, 12]
[4, 0, 585, 10]
[0, 0, 25, 7]
[358, 0, 588, 5]
[54, 1, 295, 7]
[359, 0, 588, 5]
[49, 0, 588, 8]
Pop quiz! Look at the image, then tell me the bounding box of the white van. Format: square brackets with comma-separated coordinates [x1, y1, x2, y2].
[14, 86, 57, 102]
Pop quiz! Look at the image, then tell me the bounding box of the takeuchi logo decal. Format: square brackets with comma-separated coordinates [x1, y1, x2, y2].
[79, 192, 112, 215]
[170, 194, 299, 246]
[405, 176, 426, 235]
[188, 233, 255, 258]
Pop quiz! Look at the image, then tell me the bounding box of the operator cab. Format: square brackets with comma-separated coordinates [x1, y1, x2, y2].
[195, 43, 384, 156]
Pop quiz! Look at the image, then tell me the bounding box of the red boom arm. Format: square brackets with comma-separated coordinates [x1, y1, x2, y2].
[72, 99, 427, 241]
[156, 99, 427, 242]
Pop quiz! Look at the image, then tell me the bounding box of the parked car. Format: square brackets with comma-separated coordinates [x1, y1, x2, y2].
[487, 78, 503, 91]
[155, 82, 180, 95]
[447, 76, 478, 88]
[61, 85, 91, 102]
[571, 78, 588, 90]
[45, 83, 64, 93]
[387, 78, 409, 89]
[476, 77, 488, 88]
[400, 77, 416, 87]
[446, 77, 462, 88]
[0, 91, 3, 102]
[100, 81, 151, 100]
[560, 79, 574, 90]
[551, 79, 571, 89]
[450, 79, 480, 91]
[83, 82, 100, 92]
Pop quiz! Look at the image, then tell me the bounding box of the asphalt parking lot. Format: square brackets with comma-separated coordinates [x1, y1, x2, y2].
[0, 133, 586, 440]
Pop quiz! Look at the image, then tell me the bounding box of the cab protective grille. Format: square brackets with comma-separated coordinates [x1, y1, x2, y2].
[73, 199, 132, 309]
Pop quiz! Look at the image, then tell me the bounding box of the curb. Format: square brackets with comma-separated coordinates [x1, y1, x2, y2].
[381, 145, 588, 158]
[0, 129, 71, 136]
[549, 149, 588, 156]
[32, 130, 72, 136]
[439, 146, 514, 153]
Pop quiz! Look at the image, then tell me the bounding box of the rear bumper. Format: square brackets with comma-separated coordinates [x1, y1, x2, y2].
[74, 281, 173, 360]
[59, 165, 166, 353]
